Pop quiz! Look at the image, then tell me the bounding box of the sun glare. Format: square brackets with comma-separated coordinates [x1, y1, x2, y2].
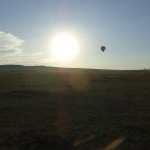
[50, 33, 79, 61]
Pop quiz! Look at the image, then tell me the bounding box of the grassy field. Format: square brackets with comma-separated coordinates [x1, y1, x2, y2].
[0, 68, 150, 150]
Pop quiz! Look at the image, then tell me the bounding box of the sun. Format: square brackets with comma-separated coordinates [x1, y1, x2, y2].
[50, 33, 79, 61]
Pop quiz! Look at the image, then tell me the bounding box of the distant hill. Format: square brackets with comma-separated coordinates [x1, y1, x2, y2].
[0, 65, 148, 73]
[0, 64, 92, 72]
[0, 65, 109, 73]
[0, 65, 87, 73]
[0, 65, 59, 72]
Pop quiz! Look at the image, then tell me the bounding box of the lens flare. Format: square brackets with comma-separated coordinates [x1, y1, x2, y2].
[69, 70, 88, 89]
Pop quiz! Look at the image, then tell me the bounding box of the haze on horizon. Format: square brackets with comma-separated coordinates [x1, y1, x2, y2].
[0, 0, 150, 70]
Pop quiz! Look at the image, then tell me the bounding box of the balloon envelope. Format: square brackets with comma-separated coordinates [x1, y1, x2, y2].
[101, 46, 106, 52]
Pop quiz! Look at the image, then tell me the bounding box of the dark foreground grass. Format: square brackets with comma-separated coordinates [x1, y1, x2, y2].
[0, 69, 150, 149]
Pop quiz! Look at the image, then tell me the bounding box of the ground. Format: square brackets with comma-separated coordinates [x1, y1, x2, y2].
[0, 68, 150, 149]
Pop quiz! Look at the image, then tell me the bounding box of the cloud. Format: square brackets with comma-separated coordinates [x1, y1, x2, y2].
[0, 31, 52, 66]
[0, 52, 51, 65]
[0, 31, 24, 55]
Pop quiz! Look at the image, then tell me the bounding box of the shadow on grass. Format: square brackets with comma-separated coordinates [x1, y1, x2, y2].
[0, 130, 73, 150]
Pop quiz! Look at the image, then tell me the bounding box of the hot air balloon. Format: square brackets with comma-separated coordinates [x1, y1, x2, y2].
[101, 46, 106, 52]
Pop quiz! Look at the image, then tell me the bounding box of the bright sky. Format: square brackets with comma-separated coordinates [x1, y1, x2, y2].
[0, 0, 150, 70]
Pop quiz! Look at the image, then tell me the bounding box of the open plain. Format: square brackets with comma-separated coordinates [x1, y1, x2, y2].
[0, 66, 150, 150]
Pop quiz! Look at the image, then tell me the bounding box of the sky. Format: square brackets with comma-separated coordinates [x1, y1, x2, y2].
[0, 0, 150, 70]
